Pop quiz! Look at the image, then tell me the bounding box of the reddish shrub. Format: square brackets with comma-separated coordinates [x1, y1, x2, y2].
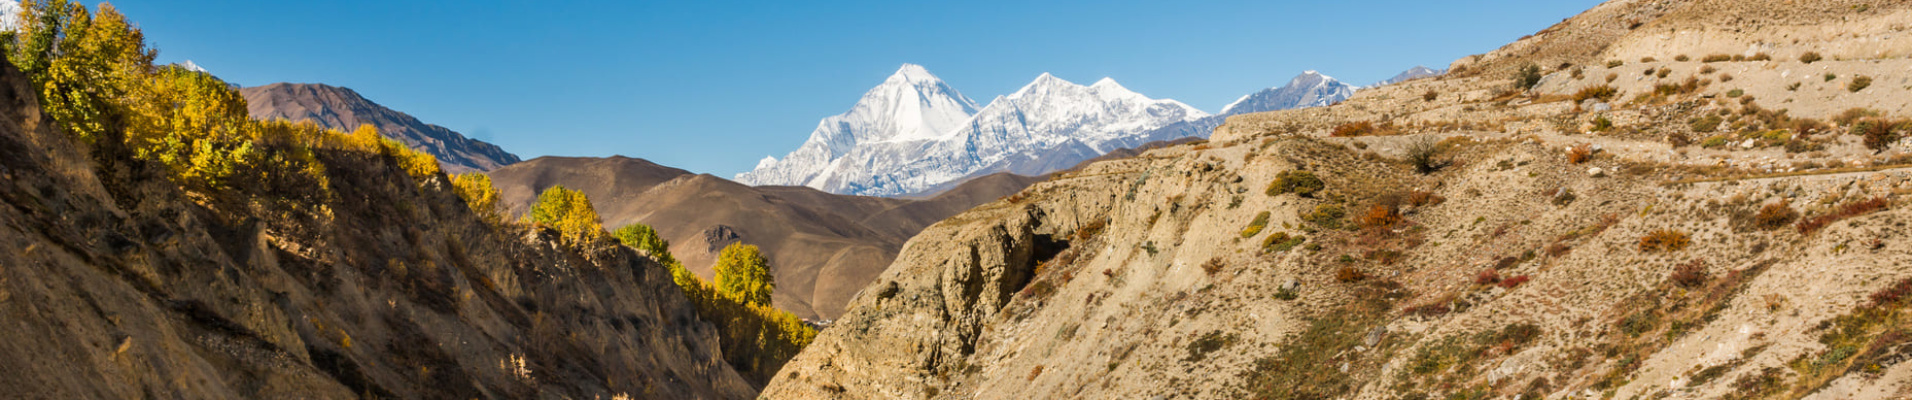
[1870, 278, 1912, 306]
[1670, 259, 1708, 288]
[1797, 197, 1889, 234]
[1567, 143, 1594, 164]
[1201, 257, 1224, 276]
[1499, 275, 1531, 289]
[1405, 301, 1452, 317]
[1356, 204, 1403, 229]
[1477, 269, 1503, 285]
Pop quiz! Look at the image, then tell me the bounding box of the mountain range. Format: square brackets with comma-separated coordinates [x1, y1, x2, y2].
[737, 65, 1362, 197]
[239, 83, 521, 173]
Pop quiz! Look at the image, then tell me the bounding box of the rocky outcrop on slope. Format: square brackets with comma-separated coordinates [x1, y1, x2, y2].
[0, 64, 751, 399]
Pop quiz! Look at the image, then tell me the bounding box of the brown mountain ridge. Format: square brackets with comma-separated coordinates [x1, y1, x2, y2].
[240, 83, 522, 173]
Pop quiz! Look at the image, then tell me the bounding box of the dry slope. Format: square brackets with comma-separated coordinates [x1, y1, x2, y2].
[764, 0, 1912, 398]
[0, 65, 752, 398]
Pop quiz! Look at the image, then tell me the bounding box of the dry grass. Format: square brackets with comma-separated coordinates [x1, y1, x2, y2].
[1639, 229, 1692, 252]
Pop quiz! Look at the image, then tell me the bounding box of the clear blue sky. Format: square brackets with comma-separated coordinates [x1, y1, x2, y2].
[102, 0, 1601, 177]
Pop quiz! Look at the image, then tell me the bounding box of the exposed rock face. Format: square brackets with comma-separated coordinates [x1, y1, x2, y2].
[766, 1, 1912, 399]
[703, 225, 742, 252]
[0, 64, 751, 399]
[240, 83, 521, 173]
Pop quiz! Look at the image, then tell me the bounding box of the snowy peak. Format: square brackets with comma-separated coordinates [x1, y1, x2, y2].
[1379, 65, 1446, 85]
[739, 66, 1210, 197]
[1219, 70, 1356, 115]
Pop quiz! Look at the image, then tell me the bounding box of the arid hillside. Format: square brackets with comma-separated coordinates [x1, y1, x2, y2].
[0, 62, 752, 398]
[486, 156, 1039, 319]
[764, 0, 1912, 399]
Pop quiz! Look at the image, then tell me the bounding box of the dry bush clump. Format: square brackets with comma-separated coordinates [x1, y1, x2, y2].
[1871, 278, 1912, 306]
[1849, 76, 1872, 92]
[1332, 121, 1378, 137]
[1074, 218, 1108, 241]
[1355, 204, 1403, 229]
[1567, 143, 1594, 164]
[1266, 170, 1325, 197]
[1423, 90, 1438, 102]
[1476, 269, 1503, 285]
[1799, 51, 1823, 64]
[1754, 200, 1799, 230]
[1335, 266, 1368, 283]
[1573, 85, 1619, 103]
[1499, 275, 1531, 289]
[1639, 229, 1692, 252]
[1669, 259, 1709, 288]
[1701, 54, 1733, 63]
[1201, 257, 1225, 276]
[1797, 197, 1889, 234]
[1406, 191, 1445, 207]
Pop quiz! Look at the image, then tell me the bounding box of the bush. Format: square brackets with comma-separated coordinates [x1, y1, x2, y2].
[1567, 143, 1593, 164]
[1699, 65, 1718, 74]
[1690, 115, 1724, 133]
[1833, 108, 1881, 126]
[1266, 170, 1325, 197]
[1332, 121, 1377, 137]
[1669, 259, 1708, 288]
[1701, 54, 1734, 63]
[1476, 269, 1502, 285]
[1406, 191, 1444, 207]
[1074, 218, 1108, 241]
[1423, 90, 1438, 102]
[1607, 60, 1625, 68]
[1201, 257, 1225, 276]
[1870, 278, 1912, 306]
[1799, 52, 1823, 64]
[1639, 229, 1692, 253]
[1750, 52, 1772, 61]
[1591, 115, 1614, 132]
[1514, 64, 1544, 90]
[1726, 89, 1744, 98]
[1849, 75, 1872, 92]
[1405, 136, 1450, 174]
[1754, 200, 1799, 230]
[450, 173, 503, 224]
[1674, 55, 1691, 62]
[1334, 266, 1368, 283]
[1797, 197, 1889, 234]
[1242, 211, 1272, 238]
[1499, 275, 1531, 289]
[613, 223, 675, 264]
[1355, 204, 1402, 229]
[1854, 118, 1905, 152]
[1572, 85, 1619, 103]
[1263, 232, 1306, 253]
[1303, 204, 1347, 229]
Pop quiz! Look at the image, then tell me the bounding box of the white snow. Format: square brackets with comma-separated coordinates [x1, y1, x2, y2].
[1218, 71, 1356, 116]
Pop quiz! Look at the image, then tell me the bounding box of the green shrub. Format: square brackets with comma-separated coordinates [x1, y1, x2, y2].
[1606, 60, 1625, 68]
[1690, 115, 1724, 133]
[1262, 232, 1305, 253]
[1266, 170, 1325, 197]
[1726, 89, 1744, 98]
[1591, 115, 1614, 132]
[1303, 204, 1346, 229]
[1514, 64, 1543, 90]
[1242, 211, 1272, 238]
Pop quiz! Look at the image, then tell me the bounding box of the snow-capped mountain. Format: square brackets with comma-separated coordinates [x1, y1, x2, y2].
[733, 64, 979, 189]
[1219, 71, 1356, 115]
[1379, 65, 1445, 85]
[179, 60, 209, 73]
[738, 65, 1207, 197]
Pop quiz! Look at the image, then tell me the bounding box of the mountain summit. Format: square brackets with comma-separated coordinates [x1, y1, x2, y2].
[738, 65, 1206, 197]
[239, 83, 522, 173]
[1219, 71, 1357, 115]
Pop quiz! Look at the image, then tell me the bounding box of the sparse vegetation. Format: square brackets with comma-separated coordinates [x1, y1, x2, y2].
[1303, 204, 1347, 229]
[1572, 85, 1619, 103]
[1800, 51, 1823, 64]
[1404, 136, 1450, 174]
[1334, 266, 1367, 283]
[1848, 75, 1872, 92]
[1754, 200, 1799, 230]
[1669, 259, 1709, 288]
[1702, 54, 1732, 63]
[1242, 211, 1272, 238]
[1422, 90, 1438, 102]
[1797, 197, 1888, 234]
[1639, 229, 1692, 253]
[1267, 170, 1325, 197]
[1567, 143, 1593, 164]
[1200, 257, 1225, 276]
[1263, 232, 1306, 253]
[1513, 64, 1543, 91]
[1332, 121, 1378, 137]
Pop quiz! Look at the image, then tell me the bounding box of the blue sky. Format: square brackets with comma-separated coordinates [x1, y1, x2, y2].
[103, 0, 1601, 177]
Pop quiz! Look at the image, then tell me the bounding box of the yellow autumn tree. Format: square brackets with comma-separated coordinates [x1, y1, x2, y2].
[524, 185, 606, 245]
[449, 173, 503, 224]
[713, 243, 774, 307]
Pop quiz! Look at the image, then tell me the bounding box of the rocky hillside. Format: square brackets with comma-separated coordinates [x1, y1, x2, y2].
[0, 62, 751, 398]
[240, 83, 522, 173]
[764, 0, 1912, 399]
[486, 156, 1039, 320]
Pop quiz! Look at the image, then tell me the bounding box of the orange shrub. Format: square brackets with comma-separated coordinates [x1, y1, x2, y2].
[1567, 143, 1593, 164]
[1332, 121, 1377, 137]
[1639, 229, 1691, 252]
[1356, 204, 1402, 229]
[1753, 200, 1798, 230]
[1335, 266, 1368, 282]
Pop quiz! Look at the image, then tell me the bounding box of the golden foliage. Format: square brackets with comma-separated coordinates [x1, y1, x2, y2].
[449, 173, 502, 224]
